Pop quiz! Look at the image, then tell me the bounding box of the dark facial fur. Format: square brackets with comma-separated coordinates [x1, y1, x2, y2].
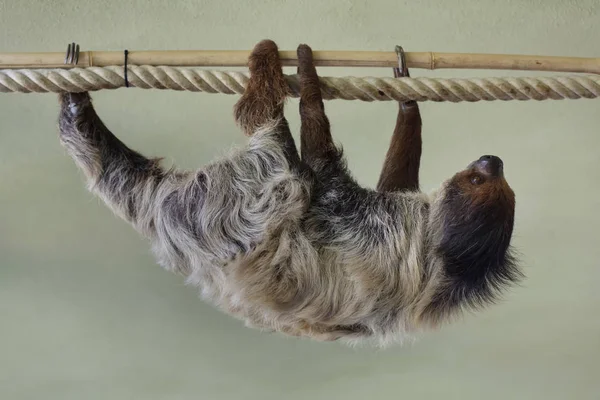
[56, 40, 521, 347]
[421, 156, 521, 325]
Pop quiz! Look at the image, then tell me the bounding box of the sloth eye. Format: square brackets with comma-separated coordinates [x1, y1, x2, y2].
[471, 175, 484, 185]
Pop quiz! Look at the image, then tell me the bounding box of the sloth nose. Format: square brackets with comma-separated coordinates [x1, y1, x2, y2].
[475, 155, 504, 177]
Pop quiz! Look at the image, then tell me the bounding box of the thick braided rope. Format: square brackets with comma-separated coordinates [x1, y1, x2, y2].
[2, 65, 600, 102]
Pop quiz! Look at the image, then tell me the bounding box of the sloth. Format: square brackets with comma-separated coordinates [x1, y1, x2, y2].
[57, 40, 521, 346]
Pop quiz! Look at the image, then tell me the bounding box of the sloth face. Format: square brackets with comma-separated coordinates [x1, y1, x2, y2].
[424, 155, 519, 318]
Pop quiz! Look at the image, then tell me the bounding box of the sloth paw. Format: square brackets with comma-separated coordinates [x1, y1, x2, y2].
[59, 92, 92, 116]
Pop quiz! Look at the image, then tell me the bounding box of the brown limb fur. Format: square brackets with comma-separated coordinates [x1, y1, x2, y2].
[376, 101, 422, 192]
[297, 44, 338, 167]
[234, 40, 290, 136]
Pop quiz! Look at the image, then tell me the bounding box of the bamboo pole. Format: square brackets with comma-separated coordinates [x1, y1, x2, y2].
[0, 50, 599, 74]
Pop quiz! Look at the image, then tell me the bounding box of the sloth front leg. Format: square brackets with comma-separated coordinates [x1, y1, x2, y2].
[57, 92, 185, 235]
[233, 39, 301, 165]
[296, 44, 339, 170]
[376, 100, 422, 193]
[234, 40, 290, 137]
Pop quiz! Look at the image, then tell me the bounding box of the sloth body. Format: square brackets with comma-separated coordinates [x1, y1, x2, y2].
[57, 41, 521, 346]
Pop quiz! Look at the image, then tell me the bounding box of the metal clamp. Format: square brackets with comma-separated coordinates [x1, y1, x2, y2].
[64, 42, 80, 65]
[393, 45, 409, 78]
[393, 45, 417, 107]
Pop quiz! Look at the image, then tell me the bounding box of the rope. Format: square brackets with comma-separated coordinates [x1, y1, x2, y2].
[1, 65, 600, 102]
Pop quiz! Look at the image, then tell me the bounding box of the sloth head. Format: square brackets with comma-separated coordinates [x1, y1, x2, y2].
[424, 155, 521, 322]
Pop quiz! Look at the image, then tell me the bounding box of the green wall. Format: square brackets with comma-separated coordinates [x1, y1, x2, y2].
[1, 1, 599, 398]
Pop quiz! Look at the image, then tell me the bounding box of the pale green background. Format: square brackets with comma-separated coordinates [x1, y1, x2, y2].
[1, 0, 599, 399]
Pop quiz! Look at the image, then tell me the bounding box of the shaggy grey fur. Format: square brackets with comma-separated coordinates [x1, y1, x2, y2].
[57, 40, 521, 347]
